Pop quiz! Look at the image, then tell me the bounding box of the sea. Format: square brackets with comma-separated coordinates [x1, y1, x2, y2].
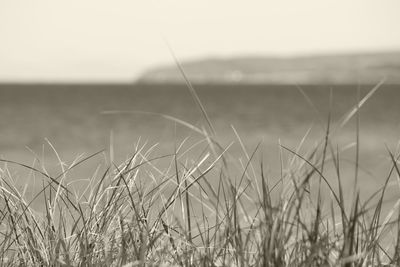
[0, 83, 399, 205]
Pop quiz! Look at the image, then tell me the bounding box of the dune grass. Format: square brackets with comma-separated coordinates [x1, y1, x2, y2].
[1, 79, 400, 266]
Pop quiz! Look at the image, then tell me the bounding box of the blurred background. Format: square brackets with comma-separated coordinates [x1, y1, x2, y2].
[1, 0, 400, 200]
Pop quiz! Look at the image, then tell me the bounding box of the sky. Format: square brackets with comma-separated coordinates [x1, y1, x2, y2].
[0, 0, 399, 82]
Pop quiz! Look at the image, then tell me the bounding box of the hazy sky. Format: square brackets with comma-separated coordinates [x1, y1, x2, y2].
[1, 0, 399, 82]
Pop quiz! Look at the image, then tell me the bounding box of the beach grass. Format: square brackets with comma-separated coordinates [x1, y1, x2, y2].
[1, 79, 400, 266]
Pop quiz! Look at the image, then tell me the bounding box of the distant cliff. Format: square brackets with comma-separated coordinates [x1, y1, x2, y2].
[137, 52, 400, 84]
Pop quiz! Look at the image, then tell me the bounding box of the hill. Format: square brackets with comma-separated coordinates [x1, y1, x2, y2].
[137, 52, 400, 84]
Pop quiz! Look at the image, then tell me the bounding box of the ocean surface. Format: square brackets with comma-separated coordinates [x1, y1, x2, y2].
[1, 83, 399, 202]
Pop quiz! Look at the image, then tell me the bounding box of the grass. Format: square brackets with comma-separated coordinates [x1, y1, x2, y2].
[1, 78, 400, 266]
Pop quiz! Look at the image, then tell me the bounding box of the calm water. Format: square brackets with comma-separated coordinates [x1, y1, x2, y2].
[1, 83, 399, 199]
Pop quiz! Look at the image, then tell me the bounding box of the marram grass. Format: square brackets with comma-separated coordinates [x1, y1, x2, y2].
[1, 81, 400, 267]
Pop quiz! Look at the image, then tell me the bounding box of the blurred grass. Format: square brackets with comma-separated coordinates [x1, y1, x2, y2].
[1, 81, 400, 266]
